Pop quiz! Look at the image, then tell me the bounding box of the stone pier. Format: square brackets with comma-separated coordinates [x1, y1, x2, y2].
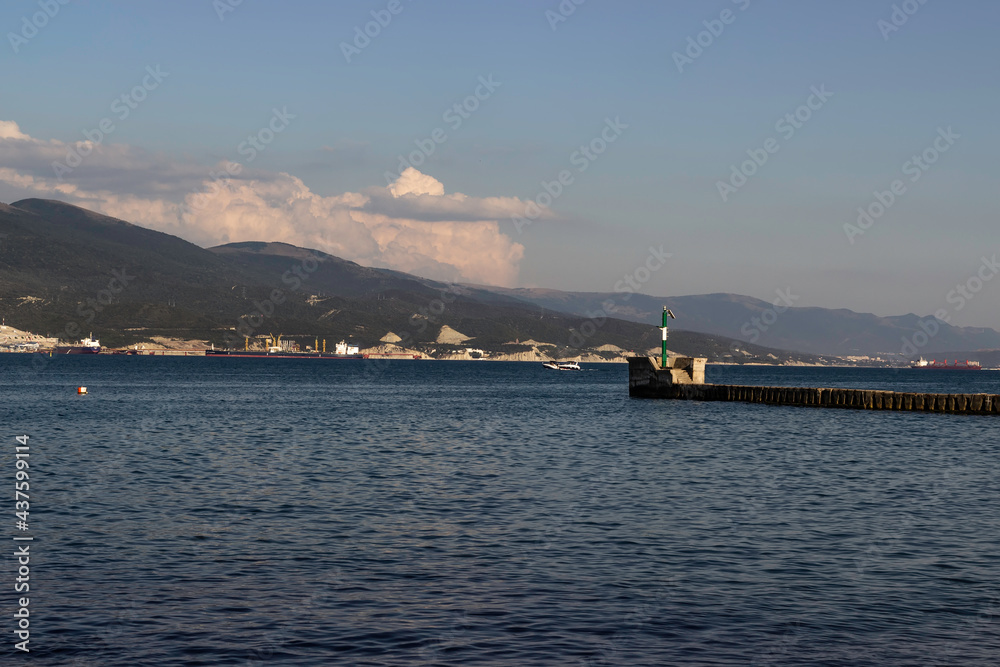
[628, 356, 1000, 415]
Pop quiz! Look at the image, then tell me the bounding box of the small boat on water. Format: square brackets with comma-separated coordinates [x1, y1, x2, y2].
[542, 361, 581, 371]
[54, 334, 101, 354]
[910, 357, 981, 370]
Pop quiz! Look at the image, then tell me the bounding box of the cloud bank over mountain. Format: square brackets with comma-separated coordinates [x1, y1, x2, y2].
[0, 120, 531, 286]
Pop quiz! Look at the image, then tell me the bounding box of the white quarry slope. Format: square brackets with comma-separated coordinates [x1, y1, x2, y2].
[436, 325, 472, 344]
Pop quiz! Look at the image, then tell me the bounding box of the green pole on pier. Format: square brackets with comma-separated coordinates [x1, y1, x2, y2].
[661, 307, 675, 369]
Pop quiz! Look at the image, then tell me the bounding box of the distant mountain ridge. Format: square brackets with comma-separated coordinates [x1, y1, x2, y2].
[0, 198, 841, 365]
[485, 288, 1000, 358]
[1, 197, 951, 364]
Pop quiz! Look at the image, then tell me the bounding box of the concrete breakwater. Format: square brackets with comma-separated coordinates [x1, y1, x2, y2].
[628, 356, 1000, 415]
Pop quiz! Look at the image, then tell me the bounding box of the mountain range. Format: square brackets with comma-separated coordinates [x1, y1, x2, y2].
[1, 198, 834, 364]
[3, 198, 995, 364]
[490, 289, 1000, 358]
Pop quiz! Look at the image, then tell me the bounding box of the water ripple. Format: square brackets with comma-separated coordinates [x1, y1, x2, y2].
[2, 357, 999, 665]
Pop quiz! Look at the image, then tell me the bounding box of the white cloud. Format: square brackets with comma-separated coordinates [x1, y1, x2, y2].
[389, 167, 445, 196]
[0, 121, 29, 140]
[0, 123, 529, 286]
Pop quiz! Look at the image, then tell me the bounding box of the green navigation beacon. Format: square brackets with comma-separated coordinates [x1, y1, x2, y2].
[661, 307, 675, 369]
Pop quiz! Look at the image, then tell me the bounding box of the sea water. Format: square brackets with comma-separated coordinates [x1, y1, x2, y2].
[2, 356, 999, 665]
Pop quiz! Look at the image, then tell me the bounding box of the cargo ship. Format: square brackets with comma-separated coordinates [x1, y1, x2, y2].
[910, 358, 981, 370]
[206, 337, 363, 359]
[54, 334, 101, 354]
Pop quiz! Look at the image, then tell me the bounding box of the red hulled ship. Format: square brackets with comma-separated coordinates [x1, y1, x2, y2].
[910, 358, 981, 370]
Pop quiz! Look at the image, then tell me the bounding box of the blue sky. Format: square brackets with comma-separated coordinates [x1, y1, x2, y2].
[3, 0, 1000, 328]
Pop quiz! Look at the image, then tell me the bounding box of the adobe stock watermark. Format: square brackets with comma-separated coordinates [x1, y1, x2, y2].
[853, 465, 962, 579]
[243, 568, 347, 666]
[844, 126, 959, 245]
[213, 0, 244, 22]
[581, 577, 680, 666]
[569, 245, 671, 347]
[545, 0, 586, 31]
[898, 253, 1000, 358]
[717, 85, 833, 202]
[75, 268, 136, 327]
[406, 283, 463, 337]
[340, 0, 414, 63]
[52, 66, 169, 180]
[183, 107, 295, 215]
[357, 283, 464, 384]
[877, 0, 930, 41]
[383, 75, 501, 186]
[417, 611, 472, 662]
[749, 622, 803, 667]
[8, 0, 71, 54]
[727, 288, 799, 357]
[511, 117, 628, 235]
[223, 250, 324, 347]
[13, 267, 136, 384]
[853, 511, 918, 577]
[933, 591, 1000, 666]
[673, 0, 752, 73]
[51, 267, 136, 344]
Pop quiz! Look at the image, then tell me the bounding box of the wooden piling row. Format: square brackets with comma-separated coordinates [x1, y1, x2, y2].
[627, 357, 998, 415]
[638, 383, 1000, 415]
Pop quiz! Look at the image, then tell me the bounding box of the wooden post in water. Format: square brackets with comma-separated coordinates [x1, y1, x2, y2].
[627, 355, 1000, 415]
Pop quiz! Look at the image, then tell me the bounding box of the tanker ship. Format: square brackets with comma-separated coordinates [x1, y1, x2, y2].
[205, 336, 363, 359]
[54, 334, 102, 354]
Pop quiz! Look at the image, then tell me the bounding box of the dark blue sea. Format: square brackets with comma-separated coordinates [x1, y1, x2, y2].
[3, 357, 1000, 666]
